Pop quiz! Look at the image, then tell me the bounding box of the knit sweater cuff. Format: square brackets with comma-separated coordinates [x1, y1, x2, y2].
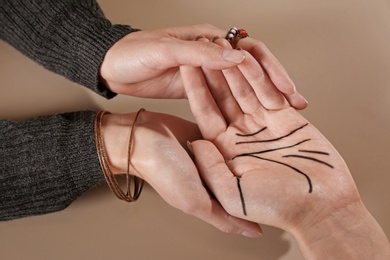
[0, 0, 139, 99]
[64, 23, 138, 99]
[0, 111, 105, 220]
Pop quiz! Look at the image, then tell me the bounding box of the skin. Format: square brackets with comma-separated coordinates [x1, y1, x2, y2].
[99, 61, 390, 257]
[100, 111, 262, 238]
[96, 25, 390, 257]
[97, 27, 311, 237]
[99, 24, 308, 110]
[179, 60, 390, 259]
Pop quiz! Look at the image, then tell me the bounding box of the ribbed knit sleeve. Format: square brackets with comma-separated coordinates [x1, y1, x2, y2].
[0, 111, 105, 221]
[0, 0, 139, 98]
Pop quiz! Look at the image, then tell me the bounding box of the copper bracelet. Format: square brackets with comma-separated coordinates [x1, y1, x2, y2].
[94, 109, 145, 202]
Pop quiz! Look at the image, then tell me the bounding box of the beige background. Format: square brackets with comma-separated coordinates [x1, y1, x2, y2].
[1, 0, 390, 259]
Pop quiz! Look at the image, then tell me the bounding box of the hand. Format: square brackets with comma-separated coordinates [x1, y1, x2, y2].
[235, 35, 308, 110]
[99, 24, 307, 110]
[101, 111, 262, 238]
[180, 64, 390, 258]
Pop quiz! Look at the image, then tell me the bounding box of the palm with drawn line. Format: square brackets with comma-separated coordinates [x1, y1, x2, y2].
[180, 62, 359, 232]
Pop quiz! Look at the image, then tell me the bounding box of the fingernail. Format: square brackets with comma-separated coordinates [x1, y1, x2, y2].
[222, 49, 245, 63]
[186, 141, 194, 155]
[242, 230, 262, 238]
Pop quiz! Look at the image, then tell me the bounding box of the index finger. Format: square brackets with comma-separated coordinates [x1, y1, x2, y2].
[180, 65, 227, 140]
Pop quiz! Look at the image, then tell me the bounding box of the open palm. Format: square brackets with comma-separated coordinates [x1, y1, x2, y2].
[181, 64, 359, 232]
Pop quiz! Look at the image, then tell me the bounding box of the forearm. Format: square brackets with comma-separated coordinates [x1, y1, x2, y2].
[292, 201, 390, 259]
[0, 111, 105, 221]
[0, 0, 138, 98]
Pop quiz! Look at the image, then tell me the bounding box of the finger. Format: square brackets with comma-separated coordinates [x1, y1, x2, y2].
[237, 50, 289, 111]
[190, 195, 262, 238]
[201, 67, 243, 124]
[213, 38, 288, 111]
[222, 64, 266, 114]
[180, 65, 227, 139]
[211, 38, 264, 114]
[284, 91, 309, 110]
[191, 140, 250, 219]
[168, 24, 305, 109]
[169, 25, 295, 98]
[164, 25, 244, 68]
[237, 38, 296, 95]
[165, 24, 226, 40]
[194, 37, 242, 123]
[163, 39, 246, 69]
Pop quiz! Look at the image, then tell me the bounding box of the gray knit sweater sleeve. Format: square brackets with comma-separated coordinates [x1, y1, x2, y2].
[0, 112, 105, 221]
[0, 0, 139, 98]
[0, 0, 139, 220]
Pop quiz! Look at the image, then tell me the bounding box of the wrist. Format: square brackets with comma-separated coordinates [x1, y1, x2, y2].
[98, 32, 139, 95]
[100, 112, 137, 176]
[99, 110, 201, 179]
[291, 200, 390, 259]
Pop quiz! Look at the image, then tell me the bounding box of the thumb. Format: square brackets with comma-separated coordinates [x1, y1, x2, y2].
[190, 139, 263, 237]
[190, 140, 241, 213]
[191, 140, 229, 177]
[168, 40, 246, 69]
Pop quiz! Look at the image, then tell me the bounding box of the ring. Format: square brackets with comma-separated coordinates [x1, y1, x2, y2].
[225, 27, 249, 48]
